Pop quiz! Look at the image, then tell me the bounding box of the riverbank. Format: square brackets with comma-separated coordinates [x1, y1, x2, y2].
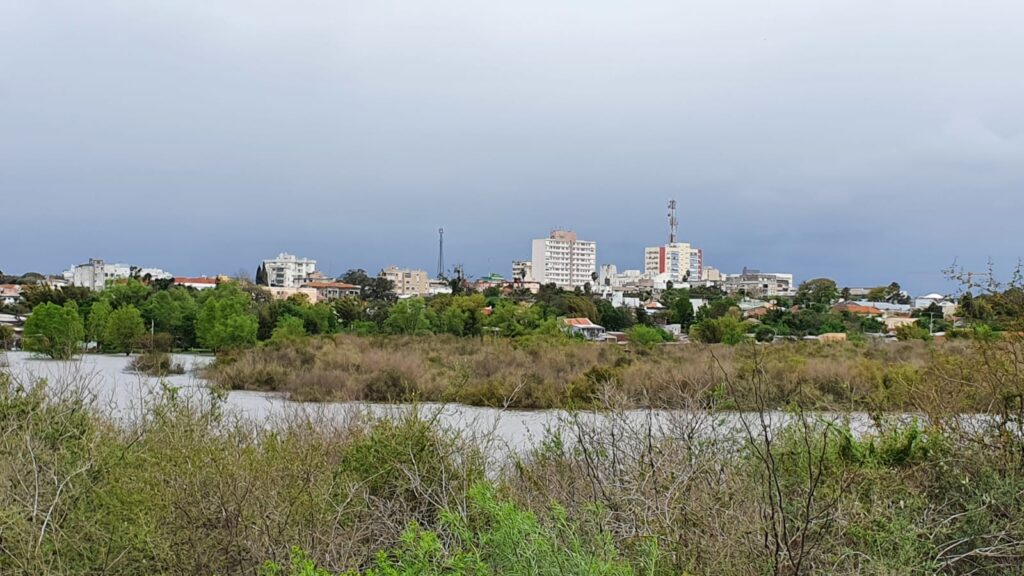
[2, 352, 1022, 575]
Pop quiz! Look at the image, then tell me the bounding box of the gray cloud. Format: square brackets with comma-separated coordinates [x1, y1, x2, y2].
[2, 0, 1022, 292]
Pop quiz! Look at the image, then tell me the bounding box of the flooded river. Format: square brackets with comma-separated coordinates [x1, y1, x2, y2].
[2, 351, 904, 453]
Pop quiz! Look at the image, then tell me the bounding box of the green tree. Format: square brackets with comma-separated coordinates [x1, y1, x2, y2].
[595, 299, 633, 332]
[87, 299, 113, 348]
[0, 324, 13, 349]
[195, 282, 259, 350]
[795, 278, 839, 309]
[332, 296, 368, 327]
[103, 305, 146, 355]
[627, 325, 672, 348]
[142, 287, 198, 349]
[270, 315, 307, 344]
[695, 297, 738, 321]
[383, 298, 433, 335]
[105, 278, 152, 309]
[564, 295, 599, 322]
[23, 301, 85, 359]
[690, 316, 748, 345]
[669, 296, 695, 328]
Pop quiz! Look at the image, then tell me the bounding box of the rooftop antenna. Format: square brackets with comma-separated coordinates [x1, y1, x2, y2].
[437, 227, 445, 278]
[667, 199, 678, 244]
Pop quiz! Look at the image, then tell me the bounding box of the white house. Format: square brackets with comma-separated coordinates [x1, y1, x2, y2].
[563, 317, 606, 341]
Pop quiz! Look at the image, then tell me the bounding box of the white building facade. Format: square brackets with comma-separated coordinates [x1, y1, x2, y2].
[722, 268, 795, 298]
[644, 243, 702, 284]
[65, 259, 131, 291]
[511, 260, 534, 283]
[263, 253, 317, 289]
[530, 230, 597, 289]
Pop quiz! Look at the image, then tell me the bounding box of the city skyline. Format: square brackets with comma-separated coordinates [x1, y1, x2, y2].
[3, 1, 1022, 292]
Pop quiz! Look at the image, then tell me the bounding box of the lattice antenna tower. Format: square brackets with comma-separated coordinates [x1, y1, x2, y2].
[667, 199, 678, 244]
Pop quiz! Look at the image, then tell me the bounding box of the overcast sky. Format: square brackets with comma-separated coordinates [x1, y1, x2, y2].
[2, 1, 1022, 292]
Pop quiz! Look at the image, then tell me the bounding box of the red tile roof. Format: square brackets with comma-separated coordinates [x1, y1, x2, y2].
[174, 277, 218, 285]
[833, 302, 882, 315]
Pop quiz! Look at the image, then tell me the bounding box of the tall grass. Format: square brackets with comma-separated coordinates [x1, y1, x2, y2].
[3, 335, 1023, 574]
[206, 335, 966, 411]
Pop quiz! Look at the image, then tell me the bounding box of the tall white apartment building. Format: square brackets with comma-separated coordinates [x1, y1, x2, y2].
[530, 230, 597, 289]
[263, 253, 317, 288]
[644, 243, 703, 283]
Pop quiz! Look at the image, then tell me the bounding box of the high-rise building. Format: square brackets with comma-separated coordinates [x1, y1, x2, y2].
[644, 243, 702, 283]
[263, 253, 317, 288]
[530, 230, 597, 289]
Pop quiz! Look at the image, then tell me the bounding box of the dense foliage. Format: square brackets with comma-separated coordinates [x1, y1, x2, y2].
[4, 332, 1024, 575]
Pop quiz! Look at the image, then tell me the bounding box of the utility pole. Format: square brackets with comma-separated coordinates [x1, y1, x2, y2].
[437, 228, 445, 279]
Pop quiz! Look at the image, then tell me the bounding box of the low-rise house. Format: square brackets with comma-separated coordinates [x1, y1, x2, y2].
[745, 307, 771, 320]
[914, 293, 958, 318]
[562, 317, 606, 341]
[884, 316, 920, 333]
[852, 301, 913, 316]
[643, 301, 666, 313]
[832, 301, 883, 316]
[173, 277, 219, 290]
[302, 281, 360, 301]
[0, 313, 25, 349]
[267, 286, 320, 303]
[0, 284, 22, 306]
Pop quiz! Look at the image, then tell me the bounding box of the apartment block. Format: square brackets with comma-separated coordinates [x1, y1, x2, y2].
[644, 243, 702, 283]
[64, 259, 131, 291]
[722, 268, 795, 297]
[530, 230, 597, 289]
[381, 266, 431, 297]
[511, 260, 534, 282]
[263, 253, 317, 289]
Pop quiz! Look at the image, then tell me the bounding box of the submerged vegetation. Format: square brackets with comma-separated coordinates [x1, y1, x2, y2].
[207, 335, 985, 411]
[3, 329, 1024, 575]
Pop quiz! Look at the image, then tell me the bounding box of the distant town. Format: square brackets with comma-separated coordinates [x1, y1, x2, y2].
[1, 200, 968, 352]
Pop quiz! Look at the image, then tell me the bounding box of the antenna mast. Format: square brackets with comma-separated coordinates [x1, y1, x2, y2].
[437, 228, 445, 278]
[667, 199, 678, 244]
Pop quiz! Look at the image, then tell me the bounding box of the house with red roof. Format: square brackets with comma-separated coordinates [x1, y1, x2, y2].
[832, 301, 883, 316]
[301, 281, 360, 301]
[562, 317, 606, 341]
[173, 277, 218, 290]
